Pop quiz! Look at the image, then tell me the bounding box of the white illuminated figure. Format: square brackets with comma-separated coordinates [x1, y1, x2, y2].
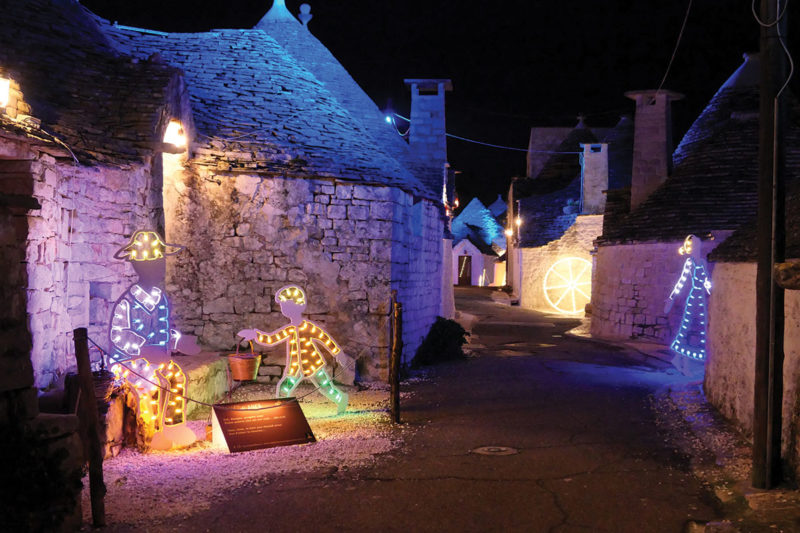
[664, 234, 712, 361]
[108, 230, 200, 450]
[239, 285, 349, 414]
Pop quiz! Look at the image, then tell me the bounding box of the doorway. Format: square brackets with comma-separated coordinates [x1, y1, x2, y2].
[457, 255, 472, 286]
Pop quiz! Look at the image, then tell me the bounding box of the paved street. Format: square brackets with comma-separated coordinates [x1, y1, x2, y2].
[162, 287, 720, 533]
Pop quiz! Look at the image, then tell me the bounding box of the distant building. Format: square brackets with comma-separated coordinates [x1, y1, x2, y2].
[450, 197, 505, 286]
[507, 118, 633, 314]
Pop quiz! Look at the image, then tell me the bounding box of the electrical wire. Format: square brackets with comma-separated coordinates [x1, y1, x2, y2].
[390, 113, 580, 154]
[751, 0, 790, 27]
[656, 0, 694, 95]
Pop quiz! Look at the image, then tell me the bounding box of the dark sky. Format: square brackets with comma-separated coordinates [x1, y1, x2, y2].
[82, 0, 795, 206]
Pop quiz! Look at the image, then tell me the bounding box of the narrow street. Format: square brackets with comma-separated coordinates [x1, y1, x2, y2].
[154, 287, 720, 533]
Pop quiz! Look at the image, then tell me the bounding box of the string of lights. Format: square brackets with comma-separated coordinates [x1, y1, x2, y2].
[86, 335, 329, 412]
[388, 113, 580, 154]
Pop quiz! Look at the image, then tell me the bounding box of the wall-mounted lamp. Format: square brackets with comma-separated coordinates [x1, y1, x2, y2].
[163, 119, 187, 149]
[504, 228, 513, 237]
[514, 216, 522, 227]
[0, 77, 10, 109]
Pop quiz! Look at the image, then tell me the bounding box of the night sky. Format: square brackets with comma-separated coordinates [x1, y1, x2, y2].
[81, 0, 796, 208]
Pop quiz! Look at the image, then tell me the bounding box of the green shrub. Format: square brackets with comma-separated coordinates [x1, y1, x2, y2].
[411, 317, 469, 367]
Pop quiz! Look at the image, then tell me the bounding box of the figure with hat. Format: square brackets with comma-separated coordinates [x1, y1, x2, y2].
[238, 285, 350, 414]
[108, 230, 200, 450]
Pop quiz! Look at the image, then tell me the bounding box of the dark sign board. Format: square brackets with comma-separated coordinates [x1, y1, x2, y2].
[213, 398, 315, 453]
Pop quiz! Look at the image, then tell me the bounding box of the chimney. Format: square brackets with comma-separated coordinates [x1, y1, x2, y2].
[579, 143, 608, 214]
[624, 89, 683, 209]
[404, 79, 453, 170]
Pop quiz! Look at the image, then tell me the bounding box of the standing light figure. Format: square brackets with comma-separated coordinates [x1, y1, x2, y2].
[108, 230, 200, 450]
[239, 285, 349, 414]
[664, 235, 712, 360]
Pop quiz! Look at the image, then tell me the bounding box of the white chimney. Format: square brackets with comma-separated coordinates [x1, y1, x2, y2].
[580, 143, 608, 215]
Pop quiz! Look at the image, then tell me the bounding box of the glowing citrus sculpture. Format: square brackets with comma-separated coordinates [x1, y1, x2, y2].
[543, 257, 592, 314]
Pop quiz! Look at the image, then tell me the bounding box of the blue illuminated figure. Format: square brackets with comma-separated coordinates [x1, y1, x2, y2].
[664, 234, 711, 360]
[108, 230, 199, 450]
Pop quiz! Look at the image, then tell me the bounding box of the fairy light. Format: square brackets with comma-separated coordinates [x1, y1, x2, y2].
[243, 284, 348, 414]
[666, 235, 711, 361]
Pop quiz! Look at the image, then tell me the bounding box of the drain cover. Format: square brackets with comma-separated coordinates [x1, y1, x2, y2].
[471, 446, 519, 456]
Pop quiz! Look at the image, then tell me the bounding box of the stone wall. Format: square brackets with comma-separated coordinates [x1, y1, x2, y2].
[22, 153, 159, 387]
[7, 123, 192, 392]
[165, 166, 443, 380]
[705, 262, 800, 478]
[519, 215, 602, 312]
[391, 197, 445, 365]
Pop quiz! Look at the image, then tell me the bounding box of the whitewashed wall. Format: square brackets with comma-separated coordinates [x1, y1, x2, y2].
[706, 262, 800, 478]
[520, 215, 602, 313]
[590, 234, 730, 342]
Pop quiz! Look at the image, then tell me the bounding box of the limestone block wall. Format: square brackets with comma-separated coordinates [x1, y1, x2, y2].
[24, 156, 159, 387]
[165, 169, 443, 380]
[705, 262, 800, 478]
[519, 215, 602, 313]
[590, 234, 730, 342]
[390, 196, 444, 365]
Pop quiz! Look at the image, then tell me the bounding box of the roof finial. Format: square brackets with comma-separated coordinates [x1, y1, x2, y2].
[298, 4, 313, 26]
[259, 0, 298, 24]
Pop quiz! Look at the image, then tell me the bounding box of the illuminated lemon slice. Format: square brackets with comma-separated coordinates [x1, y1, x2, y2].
[543, 257, 592, 314]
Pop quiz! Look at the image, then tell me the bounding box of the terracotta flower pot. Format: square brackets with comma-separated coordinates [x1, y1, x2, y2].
[228, 341, 261, 381]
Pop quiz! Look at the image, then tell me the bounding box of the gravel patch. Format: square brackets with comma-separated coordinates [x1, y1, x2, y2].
[81, 382, 415, 528]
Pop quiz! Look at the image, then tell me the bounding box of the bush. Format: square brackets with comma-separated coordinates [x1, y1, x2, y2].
[411, 317, 469, 367]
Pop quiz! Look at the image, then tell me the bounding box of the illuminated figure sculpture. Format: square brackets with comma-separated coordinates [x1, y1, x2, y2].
[664, 234, 711, 361]
[108, 230, 200, 450]
[238, 285, 349, 414]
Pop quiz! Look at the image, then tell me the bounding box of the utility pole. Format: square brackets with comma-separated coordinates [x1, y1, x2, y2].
[752, 0, 787, 489]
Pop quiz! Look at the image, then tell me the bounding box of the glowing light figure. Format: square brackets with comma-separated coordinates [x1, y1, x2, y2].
[543, 257, 592, 314]
[108, 230, 199, 450]
[239, 285, 349, 414]
[664, 235, 711, 361]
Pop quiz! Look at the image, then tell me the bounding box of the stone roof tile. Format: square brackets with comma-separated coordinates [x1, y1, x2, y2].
[100, 19, 431, 198]
[0, 0, 181, 164]
[599, 54, 800, 244]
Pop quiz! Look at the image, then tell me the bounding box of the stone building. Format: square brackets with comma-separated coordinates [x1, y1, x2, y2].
[589, 53, 800, 477]
[2, 0, 452, 412]
[0, 1, 187, 525]
[507, 118, 632, 313]
[590, 54, 800, 344]
[450, 197, 505, 286]
[705, 185, 800, 479]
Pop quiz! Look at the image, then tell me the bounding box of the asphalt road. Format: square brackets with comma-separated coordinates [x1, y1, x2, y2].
[167, 287, 720, 532]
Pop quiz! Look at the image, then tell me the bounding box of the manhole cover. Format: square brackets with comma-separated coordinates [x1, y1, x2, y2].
[471, 446, 519, 456]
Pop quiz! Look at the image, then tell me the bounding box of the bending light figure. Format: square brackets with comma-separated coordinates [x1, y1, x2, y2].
[108, 230, 199, 450]
[664, 235, 711, 361]
[239, 285, 349, 414]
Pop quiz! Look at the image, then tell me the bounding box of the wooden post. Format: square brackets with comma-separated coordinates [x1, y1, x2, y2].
[753, 0, 787, 490]
[389, 291, 403, 424]
[73, 327, 106, 527]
